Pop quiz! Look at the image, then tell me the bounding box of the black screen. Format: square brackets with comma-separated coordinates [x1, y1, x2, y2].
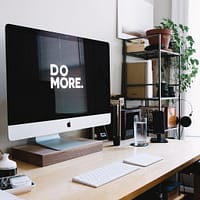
[6, 24, 110, 125]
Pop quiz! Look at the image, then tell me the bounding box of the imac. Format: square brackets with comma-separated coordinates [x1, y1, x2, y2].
[5, 24, 111, 150]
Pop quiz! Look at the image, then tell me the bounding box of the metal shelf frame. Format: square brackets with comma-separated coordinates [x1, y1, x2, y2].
[122, 34, 181, 139]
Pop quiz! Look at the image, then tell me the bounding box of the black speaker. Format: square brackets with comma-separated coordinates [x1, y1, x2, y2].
[112, 104, 120, 145]
[153, 110, 165, 133]
[151, 110, 168, 143]
[107, 103, 120, 146]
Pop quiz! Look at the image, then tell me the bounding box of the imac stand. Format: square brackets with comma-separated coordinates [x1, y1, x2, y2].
[11, 135, 103, 167]
[34, 134, 97, 151]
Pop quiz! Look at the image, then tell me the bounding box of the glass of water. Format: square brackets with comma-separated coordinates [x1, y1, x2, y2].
[133, 117, 148, 147]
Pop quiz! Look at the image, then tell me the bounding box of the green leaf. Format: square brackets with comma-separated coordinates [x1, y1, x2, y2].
[157, 18, 199, 92]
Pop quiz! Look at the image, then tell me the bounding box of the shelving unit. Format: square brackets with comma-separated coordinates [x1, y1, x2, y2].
[121, 34, 181, 139]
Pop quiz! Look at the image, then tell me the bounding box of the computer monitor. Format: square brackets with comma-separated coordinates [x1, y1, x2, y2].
[5, 24, 111, 150]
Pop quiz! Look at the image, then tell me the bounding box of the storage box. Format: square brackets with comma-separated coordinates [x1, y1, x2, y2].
[126, 39, 145, 52]
[126, 61, 153, 98]
[126, 87, 146, 99]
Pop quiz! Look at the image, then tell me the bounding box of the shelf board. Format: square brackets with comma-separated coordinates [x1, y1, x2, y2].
[125, 96, 179, 101]
[165, 127, 178, 132]
[160, 96, 179, 100]
[125, 83, 179, 87]
[126, 49, 180, 59]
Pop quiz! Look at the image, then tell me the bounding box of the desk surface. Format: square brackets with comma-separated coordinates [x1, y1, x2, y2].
[17, 139, 200, 200]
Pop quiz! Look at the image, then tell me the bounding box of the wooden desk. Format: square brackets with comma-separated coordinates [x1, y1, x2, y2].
[16, 139, 200, 200]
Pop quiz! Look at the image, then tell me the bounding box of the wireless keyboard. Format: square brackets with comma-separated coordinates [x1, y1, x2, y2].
[72, 162, 139, 187]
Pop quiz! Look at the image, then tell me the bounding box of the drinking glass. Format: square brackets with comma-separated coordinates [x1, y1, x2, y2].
[133, 117, 148, 147]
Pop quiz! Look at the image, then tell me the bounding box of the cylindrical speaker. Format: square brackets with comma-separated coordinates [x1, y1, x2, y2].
[110, 101, 121, 146]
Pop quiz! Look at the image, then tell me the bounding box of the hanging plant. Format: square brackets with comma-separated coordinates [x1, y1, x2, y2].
[156, 18, 199, 92]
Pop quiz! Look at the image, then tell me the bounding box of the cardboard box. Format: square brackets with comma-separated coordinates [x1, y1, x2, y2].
[126, 61, 153, 98]
[126, 39, 145, 52]
[126, 86, 146, 99]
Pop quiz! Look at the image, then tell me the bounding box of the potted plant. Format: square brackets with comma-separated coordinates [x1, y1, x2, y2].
[155, 18, 199, 92]
[146, 28, 172, 50]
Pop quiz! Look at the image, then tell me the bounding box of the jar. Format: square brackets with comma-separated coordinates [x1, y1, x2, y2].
[0, 153, 17, 177]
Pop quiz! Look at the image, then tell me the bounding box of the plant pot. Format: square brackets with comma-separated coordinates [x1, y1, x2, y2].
[146, 28, 171, 49]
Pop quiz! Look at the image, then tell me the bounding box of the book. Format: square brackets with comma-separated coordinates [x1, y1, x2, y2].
[0, 190, 23, 200]
[165, 107, 176, 128]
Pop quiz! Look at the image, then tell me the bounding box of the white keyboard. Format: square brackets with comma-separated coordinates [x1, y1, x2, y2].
[72, 162, 139, 187]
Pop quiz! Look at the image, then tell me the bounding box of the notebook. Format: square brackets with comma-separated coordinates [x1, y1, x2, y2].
[123, 153, 163, 167]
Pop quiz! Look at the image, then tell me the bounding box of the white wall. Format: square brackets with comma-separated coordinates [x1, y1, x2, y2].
[0, 0, 122, 151]
[183, 1, 200, 138]
[154, 0, 172, 26]
[117, 0, 154, 39]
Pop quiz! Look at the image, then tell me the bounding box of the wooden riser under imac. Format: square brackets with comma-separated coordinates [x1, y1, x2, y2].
[11, 138, 103, 167]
